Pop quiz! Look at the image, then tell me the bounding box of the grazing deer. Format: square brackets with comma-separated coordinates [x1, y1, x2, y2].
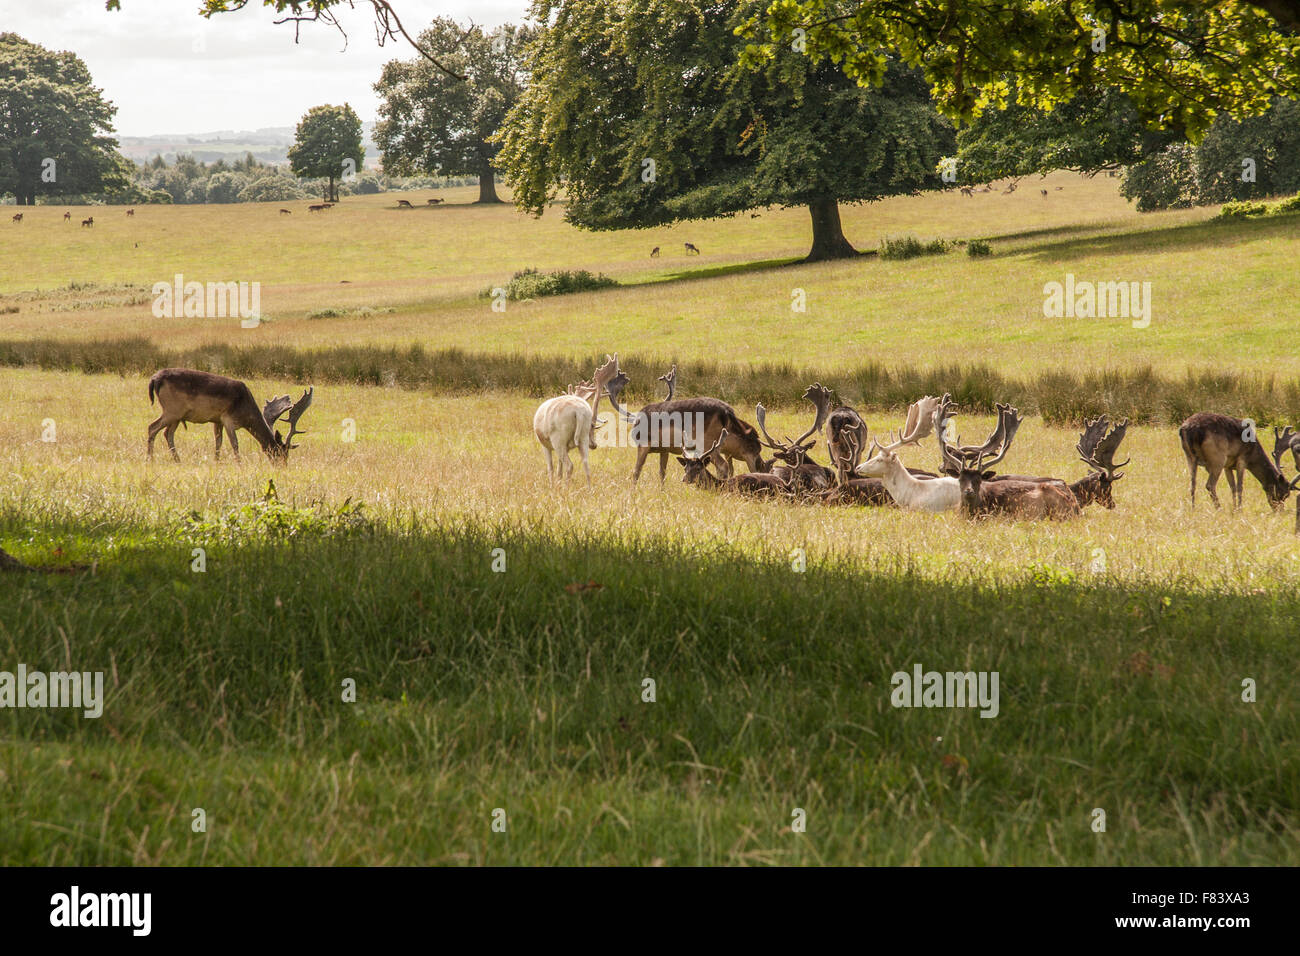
[1002, 183, 1017, 194]
[678, 430, 791, 497]
[396, 199, 413, 208]
[63, 211, 71, 221]
[533, 354, 618, 483]
[147, 368, 312, 463]
[126, 208, 135, 217]
[606, 357, 763, 481]
[308, 204, 328, 212]
[427, 197, 443, 205]
[855, 396, 958, 511]
[1065, 416, 1130, 508]
[754, 386, 837, 493]
[960, 186, 973, 197]
[650, 247, 660, 258]
[279, 208, 291, 215]
[936, 398, 1080, 519]
[1179, 412, 1290, 509]
[11, 213, 22, 222]
[81, 217, 93, 227]
[684, 242, 700, 255]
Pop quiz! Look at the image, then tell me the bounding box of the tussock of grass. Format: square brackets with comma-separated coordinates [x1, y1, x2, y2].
[879, 235, 949, 260]
[3, 336, 1299, 425]
[486, 267, 619, 300]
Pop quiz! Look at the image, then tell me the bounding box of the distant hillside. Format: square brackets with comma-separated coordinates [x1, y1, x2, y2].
[119, 123, 380, 168]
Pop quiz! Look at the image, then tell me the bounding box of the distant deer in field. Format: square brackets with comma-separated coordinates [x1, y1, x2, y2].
[1040, 189, 1048, 197]
[396, 199, 413, 208]
[308, 204, 328, 212]
[960, 186, 973, 197]
[11, 213, 22, 222]
[279, 208, 291, 215]
[81, 217, 93, 227]
[427, 197, 443, 205]
[684, 242, 700, 255]
[650, 247, 660, 257]
[147, 368, 313, 463]
[1054, 186, 1064, 191]
[1179, 412, 1290, 509]
[1002, 183, 1017, 194]
[63, 211, 71, 221]
[126, 208, 135, 217]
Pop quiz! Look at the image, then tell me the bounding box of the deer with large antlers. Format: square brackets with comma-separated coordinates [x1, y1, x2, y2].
[678, 430, 791, 497]
[533, 354, 619, 483]
[147, 368, 312, 463]
[606, 358, 764, 481]
[825, 396, 869, 486]
[1179, 412, 1291, 509]
[1273, 425, 1300, 474]
[1069, 415, 1130, 509]
[754, 384, 837, 493]
[936, 397, 1079, 519]
[853, 396, 959, 511]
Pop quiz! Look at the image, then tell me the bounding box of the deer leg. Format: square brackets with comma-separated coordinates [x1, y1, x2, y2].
[163, 423, 180, 462]
[225, 425, 241, 462]
[1205, 464, 1222, 508]
[213, 422, 223, 459]
[579, 442, 592, 485]
[1186, 458, 1197, 505]
[658, 451, 669, 482]
[1234, 461, 1246, 508]
[146, 416, 169, 459]
[542, 446, 555, 481]
[632, 446, 650, 482]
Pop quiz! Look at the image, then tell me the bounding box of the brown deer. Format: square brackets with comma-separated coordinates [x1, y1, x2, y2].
[825, 398, 868, 485]
[63, 211, 71, 221]
[819, 477, 893, 506]
[684, 242, 701, 255]
[396, 199, 413, 208]
[279, 208, 292, 215]
[1273, 425, 1300, 474]
[81, 217, 93, 227]
[308, 204, 328, 213]
[678, 430, 791, 497]
[147, 368, 312, 463]
[754, 385, 837, 493]
[959, 186, 973, 197]
[126, 208, 135, 217]
[650, 247, 660, 257]
[936, 398, 1079, 519]
[1068, 416, 1130, 509]
[1179, 412, 1290, 509]
[606, 358, 764, 481]
[11, 213, 22, 222]
[427, 197, 444, 205]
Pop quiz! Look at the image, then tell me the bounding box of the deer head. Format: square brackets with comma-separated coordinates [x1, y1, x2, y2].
[267, 387, 313, 461]
[755, 383, 832, 467]
[936, 397, 1022, 513]
[658, 364, 677, 401]
[1077, 415, 1130, 509]
[676, 429, 725, 485]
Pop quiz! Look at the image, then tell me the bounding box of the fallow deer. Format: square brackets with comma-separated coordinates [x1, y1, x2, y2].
[280, 208, 292, 215]
[11, 213, 22, 222]
[427, 197, 444, 205]
[606, 357, 763, 481]
[678, 431, 791, 497]
[81, 217, 93, 227]
[825, 397, 868, 485]
[854, 396, 957, 512]
[533, 354, 618, 483]
[396, 199, 413, 208]
[1179, 412, 1290, 509]
[63, 211, 71, 221]
[684, 242, 701, 255]
[959, 186, 973, 197]
[308, 204, 328, 213]
[754, 384, 837, 493]
[935, 397, 1079, 519]
[650, 247, 660, 258]
[147, 368, 312, 463]
[1068, 415, 1130, 509]
[126, 208, 135, 217]
[1273, 425, 1300, 474]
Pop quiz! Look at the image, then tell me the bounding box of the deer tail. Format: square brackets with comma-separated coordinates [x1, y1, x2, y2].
[148, 372, 162, 406]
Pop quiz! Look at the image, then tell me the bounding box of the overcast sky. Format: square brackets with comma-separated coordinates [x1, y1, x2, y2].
[2, 0, 527, 135]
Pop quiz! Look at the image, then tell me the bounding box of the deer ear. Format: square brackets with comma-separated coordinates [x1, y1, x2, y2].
[941, 466, 959, 477]
[275, 429, 283, 442]
[982, 470, 996, 480]
[676, 456, 689, 467]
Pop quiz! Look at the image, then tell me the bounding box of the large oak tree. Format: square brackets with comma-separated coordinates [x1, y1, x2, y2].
[496, 0, 955, 261]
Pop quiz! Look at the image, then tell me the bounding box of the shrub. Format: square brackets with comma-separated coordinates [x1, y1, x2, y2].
[488, 268, 619, 301]
[1218, 200, 1269, 219]
[1270, 193, 1300, 215]
[879, 236, 948, 260]
[966, 239, 992, 257]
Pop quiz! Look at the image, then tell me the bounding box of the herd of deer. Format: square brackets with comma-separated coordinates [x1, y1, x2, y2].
[133, 362, 1300, 529]
[530, 355, 1300, 526]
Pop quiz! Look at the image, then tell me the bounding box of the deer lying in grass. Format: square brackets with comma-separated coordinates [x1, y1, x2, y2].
[1068, 415, 1130, 508]
[606, 358, 764, 481]
[854, 396, 957, 511]
[678, 430, 791, 497]
[533, 354, 618, 483]
[1179, 412, 1290, 509]
[935, 398, 1079, 519]
[754, 384, 837, 493]
[825, 396, 868, 485]
[147, 368, 312, 463]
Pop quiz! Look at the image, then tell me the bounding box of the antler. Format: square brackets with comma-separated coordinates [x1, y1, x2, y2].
[875, 394, 941, 454]
[685, 427, 725, 462]
[755, 403, 783, 450]
[658, 364, 677, 401]
[970, 403, 1022, 471]
[1273, 425, 1297, 470]
[1092, 417, 1130, 477]
[791, 383, 832, 449]
[262, 394, 293, 428]
[284, 387, 313, 449]
[933, 393, 965, 474]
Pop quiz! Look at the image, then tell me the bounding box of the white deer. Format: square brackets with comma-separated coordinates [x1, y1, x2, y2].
[854, 396, 960, 512]
[533, 354, 619, 483]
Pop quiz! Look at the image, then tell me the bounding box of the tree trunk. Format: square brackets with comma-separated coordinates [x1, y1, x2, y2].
[328, 176, 338, 203]
[805, 198, 858, 261]
[476, 166, 502, 204]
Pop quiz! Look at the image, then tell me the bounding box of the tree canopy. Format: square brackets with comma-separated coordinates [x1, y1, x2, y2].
[496, 0, 955, 260]
[742, 1, 1300, 140]
[0, 33, 126, 205]
[374, 20, 532, 204]
[287, 103, 365, 202]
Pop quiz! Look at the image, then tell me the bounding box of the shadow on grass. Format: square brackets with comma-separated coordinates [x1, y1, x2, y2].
[1020, 211, 1300, 264]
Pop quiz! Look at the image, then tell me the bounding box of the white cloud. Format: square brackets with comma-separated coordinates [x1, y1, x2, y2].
[1, 0, 527, 134]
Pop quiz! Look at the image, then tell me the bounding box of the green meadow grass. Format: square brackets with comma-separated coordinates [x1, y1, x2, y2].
[1, 174, 1298, 865]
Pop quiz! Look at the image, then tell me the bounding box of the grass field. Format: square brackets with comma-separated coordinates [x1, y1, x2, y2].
[1, 179, 1298, 865]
